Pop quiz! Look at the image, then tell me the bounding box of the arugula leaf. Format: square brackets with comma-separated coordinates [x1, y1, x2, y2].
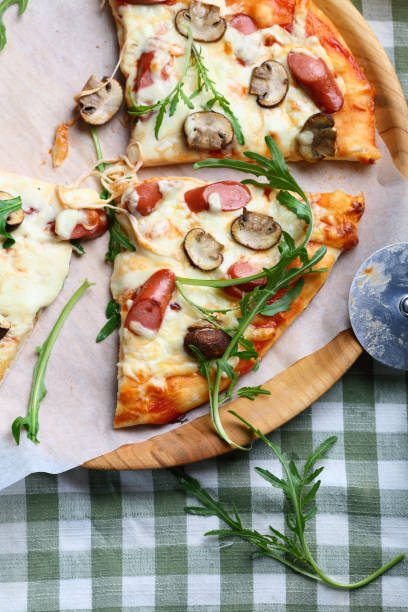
[96, 299, 120, 343]
[191, 43, 244, 145]
[260, 278, 304, 317]
[129, 29, 195, 139]
[173, 430, 405, 589]
[12, 280, 93, 445]
[70, 239, 85, 256]
[176, 138, 326, 448]
[0, 0, 28, 52]
[0, 195, 22, 248]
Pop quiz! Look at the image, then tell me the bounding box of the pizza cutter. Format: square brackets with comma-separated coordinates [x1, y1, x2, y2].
[349, 243, 408, 371]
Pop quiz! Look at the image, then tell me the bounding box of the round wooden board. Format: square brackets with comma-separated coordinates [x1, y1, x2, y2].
[83, 0, 408, 470]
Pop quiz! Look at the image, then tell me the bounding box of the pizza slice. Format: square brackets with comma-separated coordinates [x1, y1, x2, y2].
[0, 171, 108, 385]
[109, 0, 379, 166]
[109, 174, 364, 428]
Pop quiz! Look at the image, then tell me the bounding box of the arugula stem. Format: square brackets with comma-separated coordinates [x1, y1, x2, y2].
[89, 125, 106, 173]
[12, 280, 93, 444]
[0, 0, 28, 51]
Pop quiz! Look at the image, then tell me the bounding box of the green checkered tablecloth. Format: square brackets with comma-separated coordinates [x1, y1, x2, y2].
[0, 1, 407, 610]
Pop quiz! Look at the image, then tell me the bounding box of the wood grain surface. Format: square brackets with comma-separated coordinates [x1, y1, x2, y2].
[83, 0, 408, 470]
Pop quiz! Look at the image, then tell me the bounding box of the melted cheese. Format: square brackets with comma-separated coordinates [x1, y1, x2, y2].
[55, 209, 87, 240]
[0, 171, 99, 358]
[112, 179, 306, 383]
[117, 1, 338, 163]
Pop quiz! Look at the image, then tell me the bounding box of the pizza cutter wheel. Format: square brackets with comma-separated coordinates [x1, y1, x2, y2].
[349, 242, 408, 371]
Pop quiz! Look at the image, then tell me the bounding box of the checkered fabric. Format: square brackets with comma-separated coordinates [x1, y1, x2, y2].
[0, 1, 407, 610]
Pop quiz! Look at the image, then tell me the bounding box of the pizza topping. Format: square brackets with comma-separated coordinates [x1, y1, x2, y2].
[125, 269, 176, 336]
[231, 209, 282, 250]
[0, 191, 24, 232]
[230, 14, 258, 35]
[184, 111, 233, 150]
[184, 181, 251, 213]
[297, 113, 336, 162]
[78, 75, 123, 125]
[184, 320, 230, 360]
[175, 1, 226, 43]
[53, 209, 108, 241]
[122, 182, 162, 216]
[224, 260, 266, 298]
[183, 228, 223, 271]
[0, 315, 10, 341]
[287, 52, 344, 114]
[249, 60, 289, 108]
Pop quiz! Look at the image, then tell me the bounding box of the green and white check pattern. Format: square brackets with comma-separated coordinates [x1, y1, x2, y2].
[0, 1, 407, 610]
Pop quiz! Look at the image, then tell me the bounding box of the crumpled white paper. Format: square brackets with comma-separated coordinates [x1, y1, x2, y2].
[0, 1, 407, 490]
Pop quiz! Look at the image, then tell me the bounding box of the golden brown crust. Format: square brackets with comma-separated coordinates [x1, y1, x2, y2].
[113, 178, 364, 427]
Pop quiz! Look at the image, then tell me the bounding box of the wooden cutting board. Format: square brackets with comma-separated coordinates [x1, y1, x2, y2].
[83, 0, 408, 470]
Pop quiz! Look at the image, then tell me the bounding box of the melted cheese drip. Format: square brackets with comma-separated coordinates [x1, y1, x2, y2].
[111, 179, 306, 383]
[117, 1, 338, 162]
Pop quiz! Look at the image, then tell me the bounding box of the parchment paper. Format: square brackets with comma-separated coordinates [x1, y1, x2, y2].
[0, 1, 407, 490]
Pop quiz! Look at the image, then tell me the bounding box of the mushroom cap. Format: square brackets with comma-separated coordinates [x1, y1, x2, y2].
[78, 75, 123, 126]
[297, 113, 336, 162]
[0, 191, 24, 232]
[183, 227, 224, 270]
[249, 60, 289, 108]
[175, 0, 226, 43]
[231, 208, 282, 250]
[184, 320, 230, 360]
[184, 111, 234, 150]
[0, 315, 10, 341]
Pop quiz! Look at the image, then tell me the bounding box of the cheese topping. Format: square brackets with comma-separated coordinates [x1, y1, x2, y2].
[112, 178, 306, 384]
[55, 209, 87, 240]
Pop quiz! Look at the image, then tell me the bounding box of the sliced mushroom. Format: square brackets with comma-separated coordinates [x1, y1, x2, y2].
[0, 191, 24, 232]
[184, 111, 233, 150]
[249, 60, 289, 108]
[78, 75, 123, 126]
[231, 209, 282, 250]
[184, 320, 230, 360]
[0, 315, 10, 341]
[297, 113, 336, 162]
[175, 0, 226, 42]
[183, 228, 224, 270]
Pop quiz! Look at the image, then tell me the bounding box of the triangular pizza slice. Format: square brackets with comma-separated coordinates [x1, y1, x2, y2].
[109, 0, 379, 166]
[109, 175, 364, 427]
[0, 172, 107, 385]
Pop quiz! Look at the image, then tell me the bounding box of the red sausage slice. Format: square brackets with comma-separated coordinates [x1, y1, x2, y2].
[135, 52, 154, 90]
[224, 261, 266, 298]
[125, 269, 176, 335]
[124, 182, 162, 216]
[184, 181, 251, 214]
[230, 14, 258, 35]
[70, 210, 108, 241]
[287, 52, 344, 114]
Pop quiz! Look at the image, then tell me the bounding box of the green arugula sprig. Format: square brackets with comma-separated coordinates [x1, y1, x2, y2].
[128, 29, 244, 144]
[88, 125, 135, 264]
[12, 280, 93, 445]
[96, 299, 121, 343]
[70, 239, 85, 256]
[176, 136, 326, 448]
[191, 43, 244, 145]
[129, 29, 195, 139]
[0, 195, 22, 248]
[0, 0, 28, 51]
[173, 422, 404, 588]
